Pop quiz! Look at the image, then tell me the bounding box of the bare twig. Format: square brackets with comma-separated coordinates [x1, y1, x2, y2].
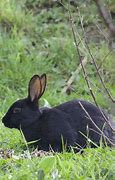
[95, 23, 109, 41]
[98, 107, 115, 131]
[62, 57, 87, 93]
[94, 0, 115, 36]
[69, 7, 98, 107]
[89, 128, 114, 142]
[60, 1, 114, 131]
[77, 9, 114, 131]
[79, 101, 114, 145]
[94, 0, 115, 50]
[78, 9, 115, 103]
[97, 49, 112, 71]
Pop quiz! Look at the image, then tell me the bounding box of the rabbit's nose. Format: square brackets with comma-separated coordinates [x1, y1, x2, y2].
[2, 116, 8, 125]
[2, 116, 7, 124]
[2, 116, 5, 123]
[2, 117, 11, 128]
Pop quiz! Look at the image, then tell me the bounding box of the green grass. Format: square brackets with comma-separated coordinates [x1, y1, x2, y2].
[0, 148, 114, 179]
[0, 0, 114, 179]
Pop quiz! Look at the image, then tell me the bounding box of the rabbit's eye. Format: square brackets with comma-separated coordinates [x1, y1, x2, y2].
[13, 108, 21, 113]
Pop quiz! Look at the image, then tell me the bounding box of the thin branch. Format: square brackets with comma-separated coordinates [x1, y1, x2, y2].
[89, 128, 114, 142]
[62, 57, 87, 93]
[78, 9, 115, 103]
[77, 9, 114, 131]
[68, 7, 98, 107]
[95, 23, 109, 41]
[97, 49, 112, 71]
[60, 1, 114, 131]
[98, 107, 114, 131]
[79, 101, 114, 146]
[94, 0, 115, 36]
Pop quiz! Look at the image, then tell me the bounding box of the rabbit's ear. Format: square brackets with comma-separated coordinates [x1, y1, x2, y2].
[40, 74, 47, 97]
[28, 75, 42, 102]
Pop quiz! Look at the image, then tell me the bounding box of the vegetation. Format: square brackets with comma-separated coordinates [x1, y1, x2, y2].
[0, 0, 114, 179]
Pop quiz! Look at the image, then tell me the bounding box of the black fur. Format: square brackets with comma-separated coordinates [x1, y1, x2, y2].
[2, 74, 113, 152]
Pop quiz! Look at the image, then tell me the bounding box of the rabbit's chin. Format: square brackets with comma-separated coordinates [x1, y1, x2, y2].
[3, 121, 14, 129]
[2, 117, 20, 129]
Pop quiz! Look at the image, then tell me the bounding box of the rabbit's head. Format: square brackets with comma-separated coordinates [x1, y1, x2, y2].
[2, 74, 47, 130]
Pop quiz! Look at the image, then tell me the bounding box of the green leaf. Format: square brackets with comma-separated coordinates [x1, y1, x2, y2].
[39, 156, 56, 174]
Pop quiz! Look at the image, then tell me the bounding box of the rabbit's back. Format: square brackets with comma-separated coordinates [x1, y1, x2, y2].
[54, 99, 113, 146]
[55, 100, 103, 116]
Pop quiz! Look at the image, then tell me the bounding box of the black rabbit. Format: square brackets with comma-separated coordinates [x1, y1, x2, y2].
[2, 74, 114, 152]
